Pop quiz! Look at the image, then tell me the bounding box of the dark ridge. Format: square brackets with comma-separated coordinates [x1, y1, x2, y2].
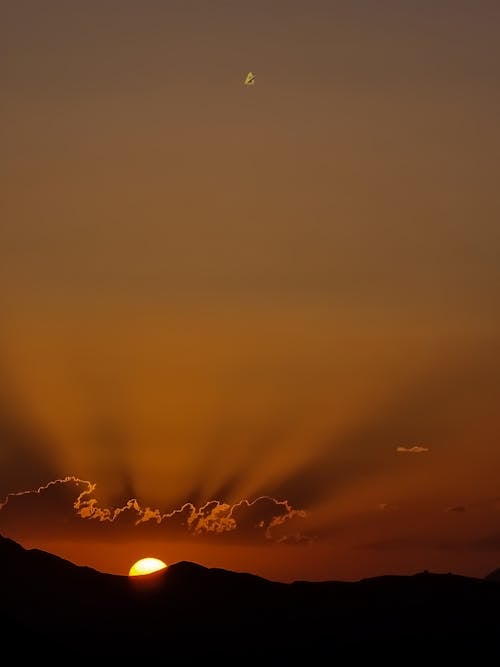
[1, 533, 500, 660]
[0, 532, 113, 578]
[485, 568, 500, 582]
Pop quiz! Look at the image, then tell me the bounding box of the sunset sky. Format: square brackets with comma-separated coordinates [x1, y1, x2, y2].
[1, 1, 500, 582]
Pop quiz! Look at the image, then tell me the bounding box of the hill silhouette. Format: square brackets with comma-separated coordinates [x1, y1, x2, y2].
[1, 533, 499, 660]
[485, 567, 500, 582]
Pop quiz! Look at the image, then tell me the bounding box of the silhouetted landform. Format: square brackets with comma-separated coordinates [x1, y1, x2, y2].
[485, 568, 500, 582]
[1, 534, 500, 660]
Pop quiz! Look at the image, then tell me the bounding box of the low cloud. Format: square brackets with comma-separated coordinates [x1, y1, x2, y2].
[0, 476, 309, 544]
[396, 446, 429, 454]
[445, 505, 466, 513]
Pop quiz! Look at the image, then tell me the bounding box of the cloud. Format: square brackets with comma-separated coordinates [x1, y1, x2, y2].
[0, 476, 309, 544]
[445, 505, 466, 512]
[396, 446, 429, 454]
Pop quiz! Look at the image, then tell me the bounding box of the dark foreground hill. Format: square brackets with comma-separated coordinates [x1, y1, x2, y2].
[485, 567, 500, 582]
[1, 534, 499, 661]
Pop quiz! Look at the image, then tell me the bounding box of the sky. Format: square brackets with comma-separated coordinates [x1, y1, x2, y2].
[1, 0, 500, 581]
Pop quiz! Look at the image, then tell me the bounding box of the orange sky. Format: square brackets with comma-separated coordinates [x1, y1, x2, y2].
[1, 1, 500, 581]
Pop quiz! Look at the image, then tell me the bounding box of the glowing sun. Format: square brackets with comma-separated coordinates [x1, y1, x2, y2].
[129, 557, 168, 577]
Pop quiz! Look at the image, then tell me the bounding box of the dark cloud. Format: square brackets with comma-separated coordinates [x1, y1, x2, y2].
[0, 477, 310, 544]
[446, 506, 466, 513]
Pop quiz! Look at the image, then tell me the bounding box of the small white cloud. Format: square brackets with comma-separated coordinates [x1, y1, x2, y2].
[396, 446, 429, 454]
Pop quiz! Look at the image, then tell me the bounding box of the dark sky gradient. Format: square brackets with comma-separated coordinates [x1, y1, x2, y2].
[1, 1, 500, 580]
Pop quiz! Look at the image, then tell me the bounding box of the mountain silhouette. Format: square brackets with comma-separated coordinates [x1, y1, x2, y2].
[1, 533, 499, 660]
[485, 568, 500, 582]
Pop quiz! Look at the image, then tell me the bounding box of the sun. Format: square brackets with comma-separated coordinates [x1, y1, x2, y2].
[129, 557, 168, 577]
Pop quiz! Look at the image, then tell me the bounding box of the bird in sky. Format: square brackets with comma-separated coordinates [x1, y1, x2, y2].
[244, 72, 256, 86]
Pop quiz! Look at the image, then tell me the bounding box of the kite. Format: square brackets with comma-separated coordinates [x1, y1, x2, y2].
[244, 72, 256, 86]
